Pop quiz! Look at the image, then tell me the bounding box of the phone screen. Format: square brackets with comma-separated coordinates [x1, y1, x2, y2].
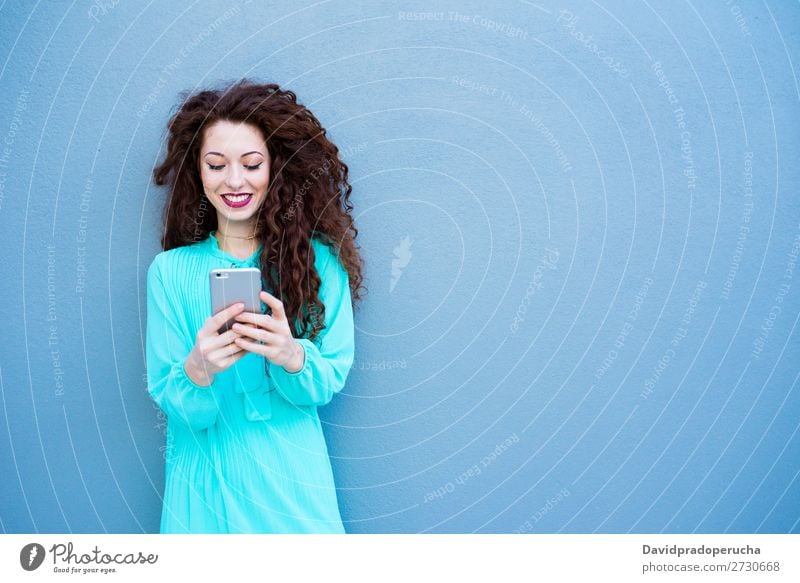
[209, 267, 262, 333]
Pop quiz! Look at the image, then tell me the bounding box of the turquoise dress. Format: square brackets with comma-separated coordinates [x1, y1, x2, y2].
[145, 230, 353, 533]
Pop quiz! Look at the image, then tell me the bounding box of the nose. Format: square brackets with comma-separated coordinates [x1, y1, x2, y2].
[225, 165, 246, 190]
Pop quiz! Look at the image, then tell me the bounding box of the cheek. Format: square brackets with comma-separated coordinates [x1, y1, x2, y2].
[253, 169, 270, 190]
[200, 168, 217, 188]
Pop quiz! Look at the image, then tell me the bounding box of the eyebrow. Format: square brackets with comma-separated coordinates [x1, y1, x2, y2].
[204, 151, 264, 158]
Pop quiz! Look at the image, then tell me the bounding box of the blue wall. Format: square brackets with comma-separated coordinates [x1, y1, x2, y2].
[1, 0, 798, 533]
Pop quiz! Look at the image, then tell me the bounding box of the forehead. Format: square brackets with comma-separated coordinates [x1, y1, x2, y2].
[202, 120, 267, 153]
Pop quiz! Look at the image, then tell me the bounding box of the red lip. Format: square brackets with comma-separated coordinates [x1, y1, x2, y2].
[221, 193, 253, 208]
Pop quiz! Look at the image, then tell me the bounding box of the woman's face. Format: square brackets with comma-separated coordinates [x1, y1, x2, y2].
[199, 119, 270, 227]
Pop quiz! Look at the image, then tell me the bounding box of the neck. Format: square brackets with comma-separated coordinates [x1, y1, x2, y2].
[216, 219, 257, 240]
[215, 221, 260, 259]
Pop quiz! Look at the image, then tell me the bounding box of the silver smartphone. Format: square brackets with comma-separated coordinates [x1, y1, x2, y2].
[209, 267, 263, 333]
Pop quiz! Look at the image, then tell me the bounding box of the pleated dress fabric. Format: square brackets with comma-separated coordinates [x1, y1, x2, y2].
[145, 230, 354, 533]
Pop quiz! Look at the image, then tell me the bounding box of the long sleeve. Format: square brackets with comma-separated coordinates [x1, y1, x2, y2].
[268, 241, 355, 407]
[146, 254, 221, 431]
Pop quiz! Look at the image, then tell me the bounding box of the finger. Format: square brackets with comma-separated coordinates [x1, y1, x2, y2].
[219, 348, 248, 369]
[204, 302, 245, 334]
[234, 311, 280, 331]
[209, 341, 246, 359]
[208, 343, 245, 363]
[205, 329, 242, 351]
[234, 336, 270, 356]
[231, 323, 268, 342]
[233, 325, 279, 344]
[260, 291, 286, 321]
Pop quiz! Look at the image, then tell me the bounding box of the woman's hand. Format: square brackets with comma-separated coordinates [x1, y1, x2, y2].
[184, 302, 248, 386]
[232, 291, 305, 373]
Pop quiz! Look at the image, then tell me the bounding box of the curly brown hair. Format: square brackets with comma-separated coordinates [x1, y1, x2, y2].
[152, 78, 365, 342]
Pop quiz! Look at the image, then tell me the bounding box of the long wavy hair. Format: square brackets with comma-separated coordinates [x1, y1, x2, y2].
[153, 78, 365, 342]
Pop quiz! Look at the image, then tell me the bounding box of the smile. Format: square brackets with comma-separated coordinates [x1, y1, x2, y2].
[221, 193, 253, 208]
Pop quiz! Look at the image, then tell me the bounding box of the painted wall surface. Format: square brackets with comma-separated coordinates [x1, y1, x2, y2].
[1, 0, 798, 533]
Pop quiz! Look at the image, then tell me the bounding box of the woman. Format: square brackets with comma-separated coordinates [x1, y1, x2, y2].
[145, 78, 365, 533]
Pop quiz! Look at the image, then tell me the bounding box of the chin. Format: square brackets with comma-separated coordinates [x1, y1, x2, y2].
[213, 195, 264, 216]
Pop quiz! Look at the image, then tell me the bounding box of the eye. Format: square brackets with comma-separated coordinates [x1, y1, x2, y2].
[207, 164, 224, 171]
[245, 163, 263, 171]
